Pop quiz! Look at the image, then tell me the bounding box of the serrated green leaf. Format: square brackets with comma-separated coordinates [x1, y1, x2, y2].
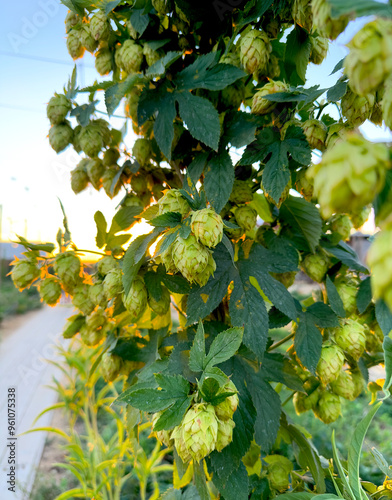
[249, 193, 273, 223]
[188, 152, 209, 184]
[328, 0, 392, 18]
[222, 110, 258, 148]
[106, 233, 130, 250]
[200, 377, 220, 400]
[294, 314, 323, 375]
[204, 327, 243, 369]
[105, 74, 142, 116]
[375, 299, 392, 336]
[15, 236, 55, 253]
[130, 9, 149, 36]
[146, 51, 183, 78]
[153, 93, 176, 160]
[109, 206, 142, 235]
[306, 302, 339, 328]
[189, 320, 206, 372]
[150, 212, 183, 228]
[323, 241, 368, 272]
[382, 336, 392, 398]
[326, 276, 346, 318]
[260, 353, 304, 392]
[94, 211, 107, 249]
[154, 396, 192, 431]
[70, 101, 97, 127]
[285, 26, 311, 85]
[357, 277, 372, 314]
[144, 271, 163, 301]
[161, 274, 191, 294]
[204, 149, 234, 213]
[212, 461, 249, 500]
[327, 80, 348, 102]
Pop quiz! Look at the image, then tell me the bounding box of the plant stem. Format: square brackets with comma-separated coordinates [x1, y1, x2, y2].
[75, 248, 108, 257]
[268, 332, 295, 352]
[282, 391, 295, 407]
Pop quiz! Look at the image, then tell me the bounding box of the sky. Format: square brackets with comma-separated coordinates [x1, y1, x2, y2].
[0, 1, 391, 252]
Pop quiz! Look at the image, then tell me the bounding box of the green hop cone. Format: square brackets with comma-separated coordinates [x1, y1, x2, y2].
[308, 133, 389, 218]
[341, 87, 374, 127]
[79, 24, 98, 53]
[158, 189, 190, 216]
[95, 47, 113, 76]
[171, 426, 192, 463]
[39, 277, 62, 306]
[97, 255, 119, 276]
[293, 386, 319, 414]
[101, 353, 123, 382]
[118, 40, 143, 73]
[295, 168, 314, 201]
[329, 214, 353, 241]
[221, 81, 246, 109]
[72, 124, 82, 153]
[220, 51, 241, 68]
[251, 80, 289, 115]
[89, 282, 107, 308]
[229, 180, 253, 204]
[159, 244, 177, 274]
[152, 412, 172, 447]
[310, 34, 329, 65]
[148, 287, 170, 316]
[312, 0, 349, 40]
[80, 323, 106, 346]
[382, 83, 392, 129]
[334, 318, 367, 360]
[103, 148, 120, 166]
[316, 344, 345, 385]
[215, 418, 235, 452]
[11, 260, 40, 290]
[302, 119, 327, 151]
[234, 205, 257, 232]
[350, 205, 371, 230]
[325, 122, 351, 149]
[79, 121, 109, 157]
[368, 229, 392, 309]
[172, 234, 210, 283]
[89, 11, 109, 41]
[267, 53, 281, 79]
[330, 370, 363, 400]
[63, 313, 85, 339]
[72, 285, 95, 316]
[65, 10, 79, 33]
[143, 44, 161, 66]
[301, 251, 329, 283]
[335, 277, 358, 314]
[194, 251, 216, 287]
[66, 29, 85, 59]
[54, 252, 81, 294]
[47, 93, 72, 125]
[130, 174, 148, 195]
[313, 390, 341, 424]
[182, 404, 218, 462]
[71, 162, 89, 194]
[102, 168, 121, 198]
[124, 88, 140, 123]
[191, 208, 223, 248]
[49, 122, 73, 153]
[152, 0, 173, 15]
[86, 159, 104, 190]
[239, 30, 272, 75]
[86, 307, 107, 331]
[214, 380, 239, 421]
[345, 19, 392, 96]
[103, 268, 123, 299]
[132, 138, 152, 166]
[292, 0, 313, 33]
[265, 455, 293, 492]
[123, 276, 148, 320]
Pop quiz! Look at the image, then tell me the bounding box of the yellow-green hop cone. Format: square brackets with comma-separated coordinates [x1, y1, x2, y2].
[239, 30, 272, 75]
[148, 287, 171, 316]
[292, 0, 313, 32]
[329, 214, 353, 241]
[90, 11, 109, 41]
[49, 122, 73, 153]
[293, 388, 319, 414]
[123, 276, 148, 320]
[295, 169, 314, 201]
[130, 174, 148, 195]
[171, 426, 192, 463]
[54, 252, 81, 294]
[95, 47, 113, 75]
[344, 19, 392, 95]
[47, 93, 72, 125]
[11, 260, 40, 290]
[308, 133, 389, 218]
[382, 83, 392, 129]
[102, 168, 121, 198]
[350, 205, 371, 230]
[80, 324, 106, 346]
[86, 307, 107, 331]
[214, 380, 239, 421]
[312, 0, 349, 40]
[103, 148, 120, 167]
[302, 119, 327, 151]
[103, 268, 123, 299]
[125, 87, 141, 122]
[119, 40, 143, 73]
[158, 189, 190, 216]
[191, 208, 223, 248]
[86, 159, 104, 190]
[215, 418, 235, 452]
[301, 251, 329, 283]
[229, 180, 253, 204]
[251, 81, 288, 115]
[316, 344, 345, 385]
[234, 206, 257, 232]
[194, 251, 216, 287]
[72, 285, 95, 316]
[335, 277, 358, 315]
[160, 245, 177, 274]
[220, 51, 241, 68]
[330, 370, 363, 400]
[325, 122, 350, 149]
[71, 163, 89, 194]
[341, 88, 374, 127]
[310, 34, 329, 64]
[334, 319, 366, 360]
[65, 10, 79, 33]
[79, 122, 108, 157]
[143, 44, 161, 66]
[313, 391, 341, 424]
[89, 282, 107, 308]
[63, 313, 85, 339]
[39, 277, 62, 306]
[172, 234, 210, 283]
[101, 353, 123, 382]
[182, 404, 218, 462]
[97, 255, 119, 276]
[368, 229, 392, 309]
[151, 412, 172, 447]
[265, 455, 293, 492]
[132, 138, 152, 166]
[66, 29, 85, 59]
[79, 24, 98, 53]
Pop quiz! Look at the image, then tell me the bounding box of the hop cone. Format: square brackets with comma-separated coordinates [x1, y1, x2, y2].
[293, 387, 319, 414]
[72, 285, 95, 316]
[143, 44, 161, 66]
[301, 251, 329, 283]
[123, 276, 148, 320]
[329, 214, 353, 242]
[172, 234, 210, 283]
[272, 271, 297, 288]
[95, 47, 113, 75]
[316, 344, 345, 385]
[102, 168, 121, 198]
[133, 138, 152, 166]
[89, 282, 107, 308]
[368, 229, 392, 309]
[63, 313, 85, 339]
[310, 34, 329, 65]
[302, 119, 327, 151]
[350, 205, 371, 230]
[215, 418, 235, 452]
[314, 391, 341, 423]
[131, 173, 148, 195]
[312, 0, 349, 40]
[229, 180, 253, 204]
[79, 122, 107, 157]
[80, 324, 106, 346]
[118, 40, 143, 73]
[265, 455, 293, 492]
[252, 81, 288, 115]
[90, 11, 109, 41]
[220, 51, 241, 68]
[215, 380, 239, 421]
[101, 353, 123, 382]
[345, 19, 392, 95]
[71, 162, 89, 194]
[295, 169, 314, 201]
[47, 93, 72, 125]
[335, 277, 358, 315]
[382, 83, 392, 129]
[239, 30, 272, 75]
[158, 189, 189, 216]
[11, 260, 40, 290]
[54, 252, 81, 293]
[325, 122, 350, 149]
[49, 122, 73, 153]
[152, 0, 173, 15]
[235, 205, 257, 232]
[148, 287, 170, 316]
[66, 30, 85, 59]
[86, 159, 104, 190]
[97, 256, 119, 276]
[160, 245, 177, 274]
[103, 268, 123, 299]
[86, 307, 107, 331]
[152, 412, 172, 447]
[292, 0, 313, 33]
[191, 208, 223, 248]
[39, 277, 62, 306]
[79, 24, 98, 53]
[194, 251, 216, 287]
[331, 370, 363, 400]
[65, 11, 79, 33]
[182, 404, 218, 462]
[103, 148, 120, 167]
[308, 133, 389, 218]
[171, 426, 192, 463]
[341, 87, 374, 127]
[334, 319, 367, 360]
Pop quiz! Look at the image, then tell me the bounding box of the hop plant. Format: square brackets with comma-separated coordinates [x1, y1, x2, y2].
[215, 418, 235, 452]
[181, 404, 218, 462]
[292, 0, 313, 33]
[79, 24, 98, 53]
[123, 276, 148, 320]
[252, 81, 289, 115]
[302, 119, 327, 151]
[341, 88, 374, 127]
[234, 205, 257, 232]
[101, 353, 123, 382]
[95, 47, 113, 75]
[132, 138, 152, 166]
[368, 229, 392, 309]
[330, 370, 363, 400]
[102, 168, 121, 198]
[221, 81, 246, 109]
[66, 29, 85, 59]
[63, 313, 85, 339]
[295, 169, 314, 201]
[335, 277, 358, 315]
[89, 282, 107, 308]
[229, 180, 253, 204]
[172, 234, 211, 283]
[308, 133, 389, 218]
[71, 162, 89, 194]
[312, 0, 349, 40]
[158, 189, 190, 216]
[191, 208, 223, 248]
[334, 319, 366, 360]
[350, 205, 371, 230]
[80, 324, 106, 346]
[194, 251, 216, 287]
[310, 34, 329, 65]
[47, 93, 72, 125]
[329, 214, 353, 241]
[313, 390, 341, 424]
[171, 426, 192, 463]
[103, 148, 120, 167]
[89, 11, 109, 41]
[239, 30, 272, 75]
[79, 121, 110, 157]
[125, 88, 141, 123]
[316, 344, 345, 385]
[11, 260, 40, 290]
[72, 285, 95, 315]
[118, 40, 144, 73]
[301, 250, 329, 283]
[86, 159, 104, 190]
[214, 380, 239, 421]
[148, 287, 171, 316]
[345, 19, 392, 95]
[39, 277, 62, 306]
[293, 385, 319, 414]
[103, 268, 123, 299]
[54, 252, 81, 293]
[265, 455, 293, 492]
[49, 122, 73, 153]
[325, 122, 350, 149]
[97, 255, 119, 276]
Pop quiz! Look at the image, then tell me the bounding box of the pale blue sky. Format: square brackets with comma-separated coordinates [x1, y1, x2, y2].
[0, 1, 390, 249]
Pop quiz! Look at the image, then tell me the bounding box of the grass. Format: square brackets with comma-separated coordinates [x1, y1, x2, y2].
[0, 278, 42, 323]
